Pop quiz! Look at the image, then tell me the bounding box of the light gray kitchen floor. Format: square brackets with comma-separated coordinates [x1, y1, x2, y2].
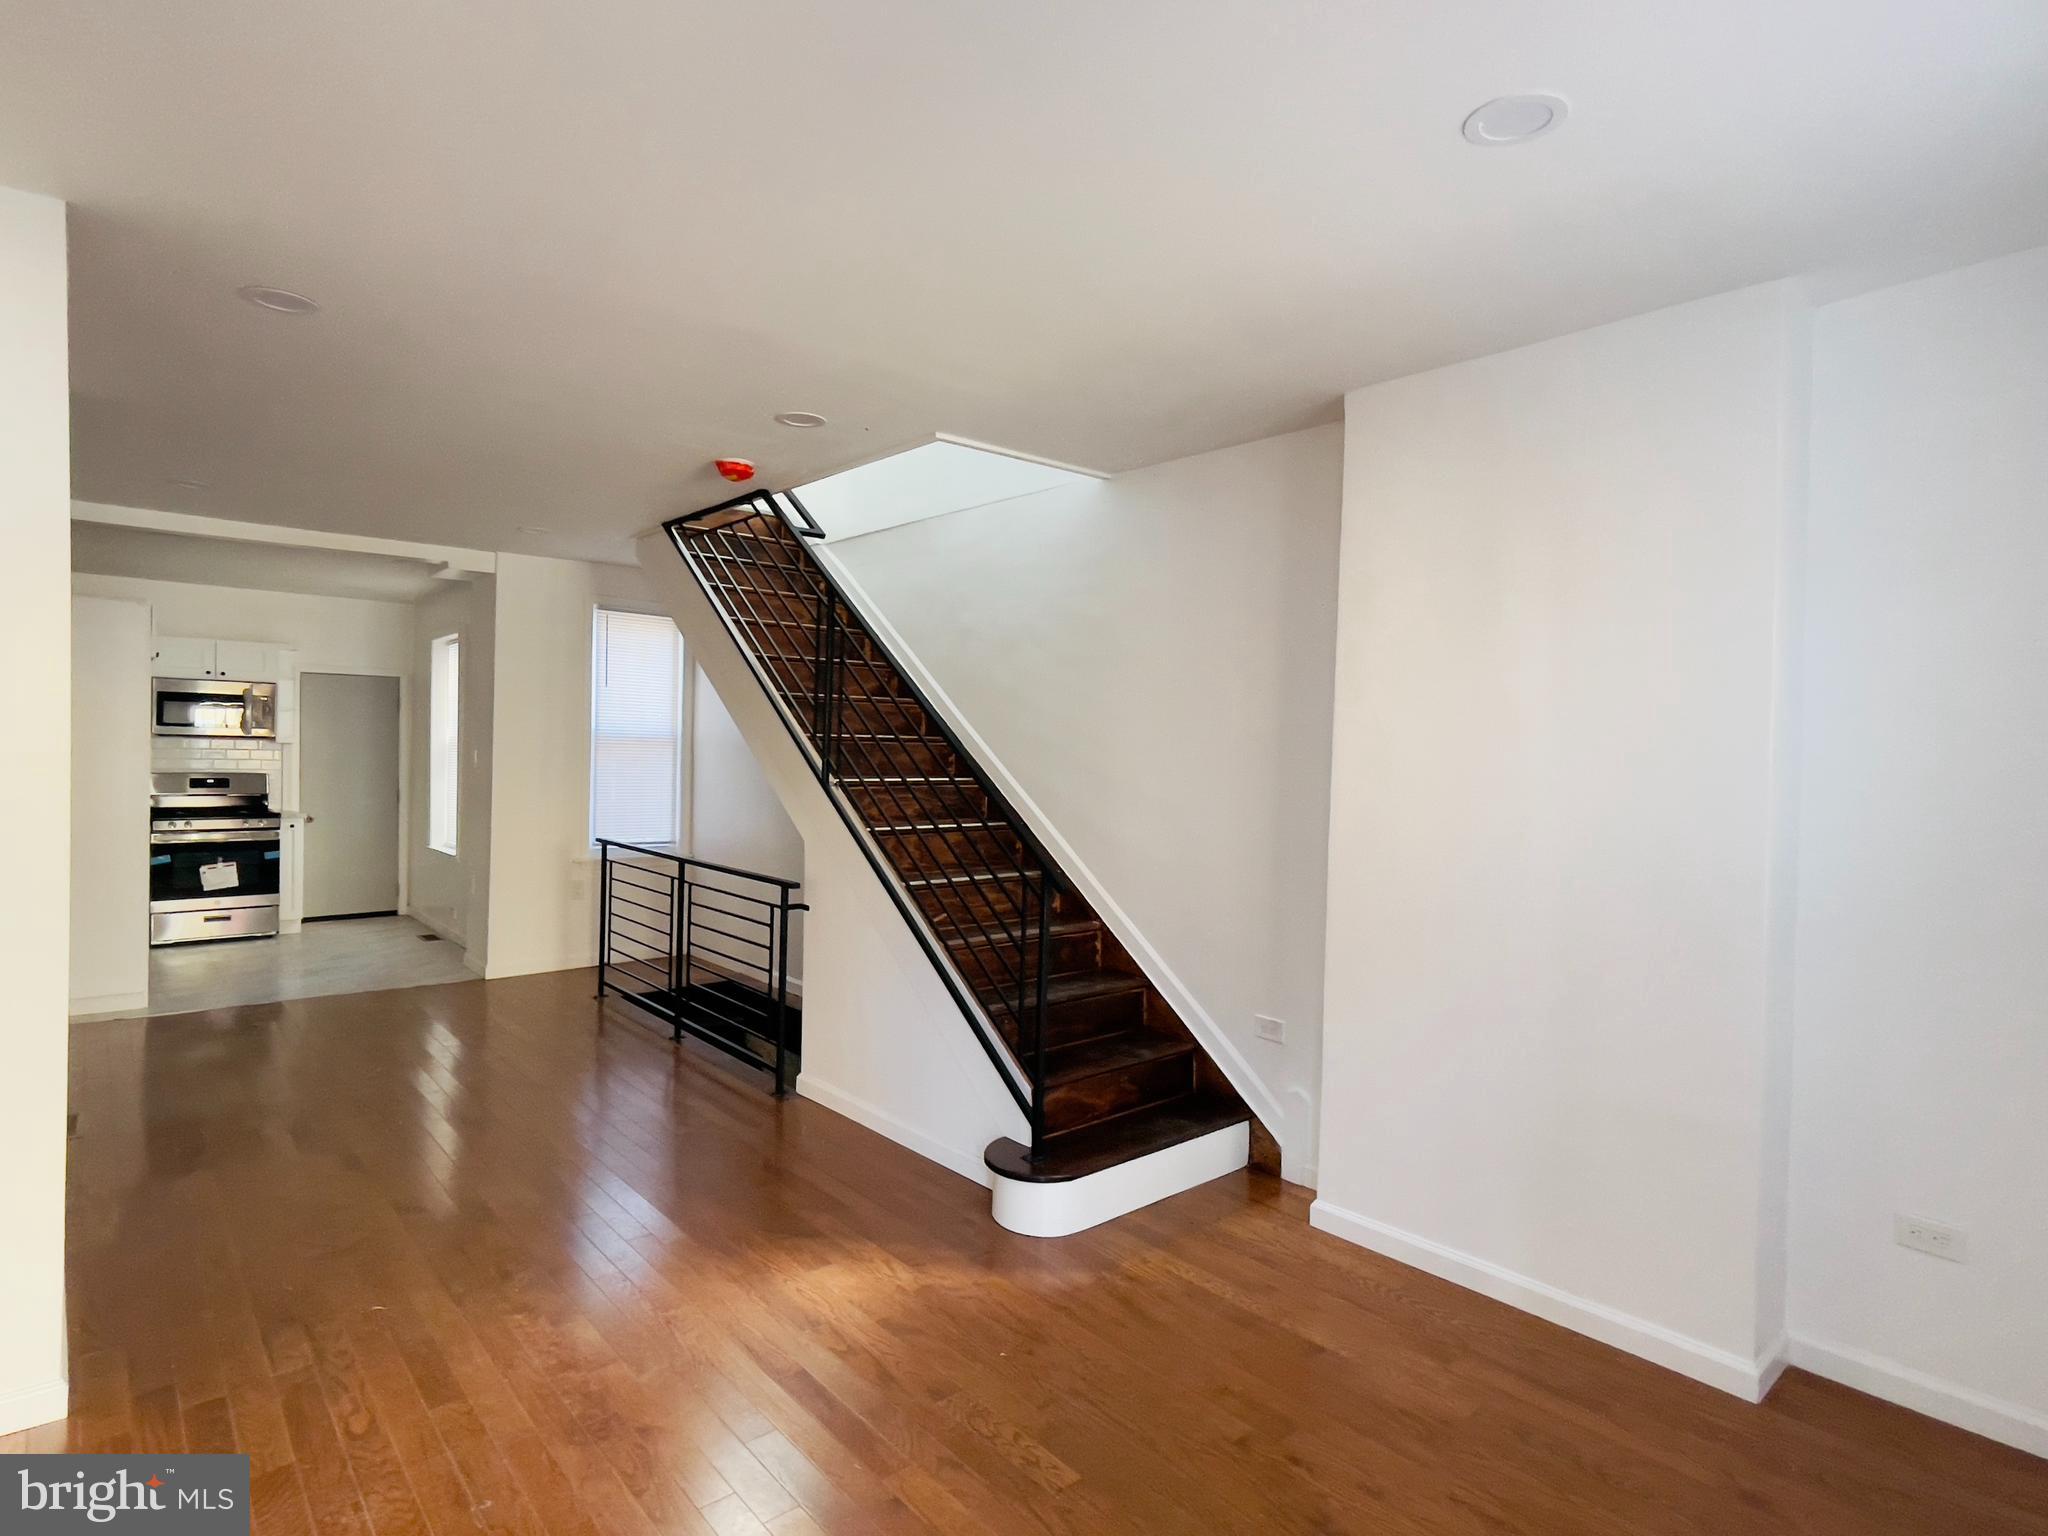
[145, 914, 476, 1017]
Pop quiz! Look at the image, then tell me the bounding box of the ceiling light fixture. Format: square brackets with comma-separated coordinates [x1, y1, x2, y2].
[1461, 94, 1568, 147]
[237, 284, 321, 315]
[774, 411, 828, 429]
[166, 477, 210, 490]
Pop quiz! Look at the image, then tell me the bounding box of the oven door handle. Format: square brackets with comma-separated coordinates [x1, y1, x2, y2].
[149, 830, 283, 845]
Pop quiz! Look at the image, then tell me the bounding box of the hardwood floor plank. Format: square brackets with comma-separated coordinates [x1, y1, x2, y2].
[38, 970, 2048, 1536]
[250, 1463, 320, 1536]
[277, 1368, 375, 1536]
[132, 1382, 185, 1454]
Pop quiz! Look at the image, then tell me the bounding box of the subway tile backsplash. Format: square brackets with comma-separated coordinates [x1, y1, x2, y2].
[152, 737, 283, 793]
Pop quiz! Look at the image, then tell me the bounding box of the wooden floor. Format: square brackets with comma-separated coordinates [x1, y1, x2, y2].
[15, 971, 2046, 1534]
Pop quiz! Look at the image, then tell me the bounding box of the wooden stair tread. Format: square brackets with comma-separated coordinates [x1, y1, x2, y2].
[839, 774, 979, 786]
[1044, 1031, 1193, 1086]
[901, 868, 1032, 888]
[941, 915, 1098, 952]
[873, 818, 1005, 834]
[983, 1094, 1250, 1184]
[1042, 971, 1147, 1006]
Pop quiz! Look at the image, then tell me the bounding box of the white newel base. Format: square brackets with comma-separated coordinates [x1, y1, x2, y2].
[989, 1122, 1249, 1238]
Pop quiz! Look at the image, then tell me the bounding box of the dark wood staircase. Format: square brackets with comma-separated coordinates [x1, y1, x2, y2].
[666, 493, 1250, 1184]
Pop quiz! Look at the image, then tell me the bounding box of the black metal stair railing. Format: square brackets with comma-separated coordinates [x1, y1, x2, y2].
[595, 840, 806, 1093]
[665, 491, 1059, 1148]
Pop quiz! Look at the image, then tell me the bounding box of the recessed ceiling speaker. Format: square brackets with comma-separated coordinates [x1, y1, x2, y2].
[1462, 94, 1569, 147]
[237, 284, 321, 315]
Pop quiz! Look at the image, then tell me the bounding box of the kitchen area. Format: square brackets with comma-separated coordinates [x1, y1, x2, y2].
[149, 656, 286, 946]
[69, 523, 482, 1020]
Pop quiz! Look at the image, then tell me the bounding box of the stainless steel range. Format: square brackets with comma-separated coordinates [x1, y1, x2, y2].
[149, 772, 283, 944]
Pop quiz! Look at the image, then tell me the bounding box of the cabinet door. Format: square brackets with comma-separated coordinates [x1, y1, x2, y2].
[212, 640, 280, 682]
[152, 636, 216, 677]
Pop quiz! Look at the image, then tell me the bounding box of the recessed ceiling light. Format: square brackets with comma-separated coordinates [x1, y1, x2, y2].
[237, 284, 320, 315]
[517, 525, 555, 536]
[774, 411, 828, 429]
[1462, 94, 1568, 147]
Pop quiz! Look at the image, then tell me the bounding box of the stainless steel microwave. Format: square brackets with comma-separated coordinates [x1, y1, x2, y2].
[151, 677, 278, 738]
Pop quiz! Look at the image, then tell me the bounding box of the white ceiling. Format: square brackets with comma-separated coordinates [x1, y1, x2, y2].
[71, 522, 450, 603]
[4, 1, 2046, 560]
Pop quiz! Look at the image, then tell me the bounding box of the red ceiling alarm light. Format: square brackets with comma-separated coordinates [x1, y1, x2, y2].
[714, 457, 756, 483]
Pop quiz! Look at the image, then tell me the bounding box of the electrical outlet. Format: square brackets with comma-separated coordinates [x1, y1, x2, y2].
[1253, 1014, 1285, 1044]
[1895, 1214, 1967, 1263]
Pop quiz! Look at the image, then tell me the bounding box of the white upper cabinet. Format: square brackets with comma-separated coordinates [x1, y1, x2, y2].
[153, 637, 285, 682]
[150, 636, 217, 677]
[212, 639, 283, 682]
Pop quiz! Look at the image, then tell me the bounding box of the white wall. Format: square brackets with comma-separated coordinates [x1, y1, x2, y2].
[71, 596, 151, 1016]
[0, 184, 72, 1436]
[639, 529, 1031, 1183]
[827, 425, 1343, 1180]
[408, 578, 494, 953]
[413, 555, 765, 980]
[483, 555, 606, 977]
[1785, 245, 2048, 1455]
[1314, 284, 1809, 1398]
[690, 667, 806, 984]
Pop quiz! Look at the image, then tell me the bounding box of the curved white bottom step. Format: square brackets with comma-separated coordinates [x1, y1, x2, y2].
[989, 1121, 1250, 1237]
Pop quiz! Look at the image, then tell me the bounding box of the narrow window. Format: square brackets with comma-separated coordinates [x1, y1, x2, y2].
[590, 609, 684, 847]
[429, 633, 460, 854]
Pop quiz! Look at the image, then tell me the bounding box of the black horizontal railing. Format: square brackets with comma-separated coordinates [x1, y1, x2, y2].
[595, 839, 805, 1094]
[665, 491, 1057, 1147]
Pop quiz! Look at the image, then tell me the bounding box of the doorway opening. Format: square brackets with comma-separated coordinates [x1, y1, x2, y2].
[70, 517, 481, 1020]
[143, 665, 468, 1016]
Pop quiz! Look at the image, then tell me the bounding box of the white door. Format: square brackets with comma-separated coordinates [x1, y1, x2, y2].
[300, 672, 401, 919]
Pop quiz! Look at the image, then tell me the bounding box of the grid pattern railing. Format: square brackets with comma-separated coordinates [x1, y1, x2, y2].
[667, 492, 1057, 1144]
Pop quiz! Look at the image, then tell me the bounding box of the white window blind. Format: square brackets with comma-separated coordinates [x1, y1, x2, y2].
[429, 634, 460, 854]
[590, 609, 684, 846]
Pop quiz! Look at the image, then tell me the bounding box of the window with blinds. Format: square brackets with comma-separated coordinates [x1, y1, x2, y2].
[429, 634, 460, 854]
[590, 608, 685, 847]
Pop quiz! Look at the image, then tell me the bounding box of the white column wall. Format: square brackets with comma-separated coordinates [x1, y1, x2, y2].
[0, 184, 73, 1437]
[1785, 245, 2048, 1455]
[1314, 283, 1810, 1397]
[70, 596, 152, 1016]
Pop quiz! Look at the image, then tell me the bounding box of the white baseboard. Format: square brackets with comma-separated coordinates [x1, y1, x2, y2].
[0, 1376, 68, 1438]
[68, 990, 149, 1022]
[1789, 1334, 2048, 1460]
[991, 1122, 1249, 1238]
[1308, 1199, 1783, 1401]
[483, 948, 596, 981]
[795, 1074, 992, 1190]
